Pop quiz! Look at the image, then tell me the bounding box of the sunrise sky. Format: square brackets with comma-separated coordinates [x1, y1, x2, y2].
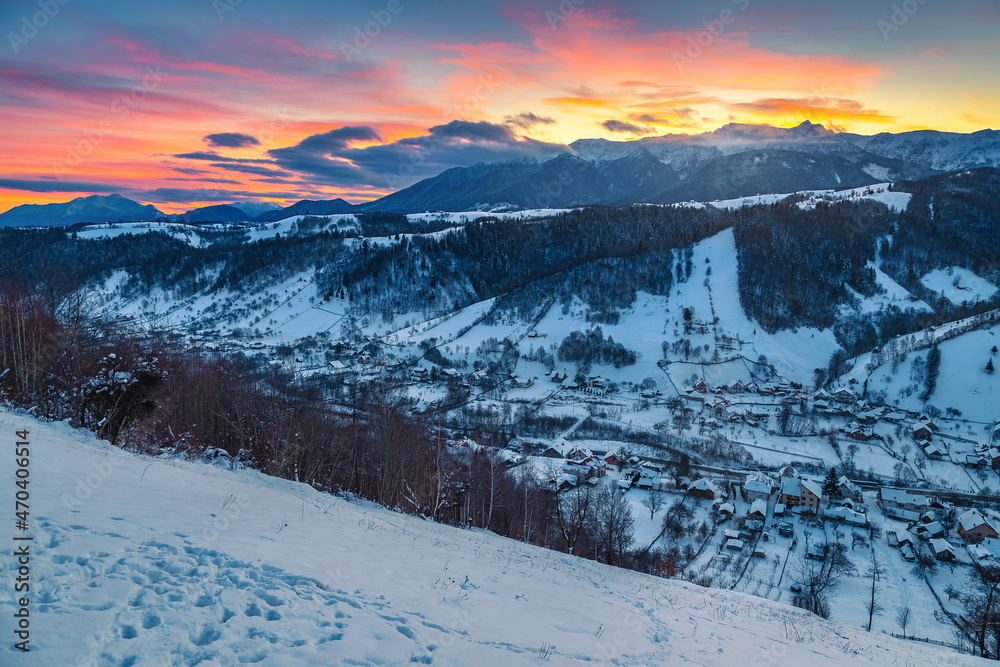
[1, 0, 997, 213]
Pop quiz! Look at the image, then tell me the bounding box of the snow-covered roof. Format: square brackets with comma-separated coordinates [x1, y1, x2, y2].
[801, 478, 822, 499]
[744, 479, 772, 495]
[880, 488, 929, 507]
[930, 538, 957, 557]
[973, 537, 1000, 561]
[779, 477, 801, 496]
[920, 521, 945, 536]
[749, 498, 768, 517]
[959, 508, 996, 533]
[838, 476, 860, 494]
[890, 527, 913, 545]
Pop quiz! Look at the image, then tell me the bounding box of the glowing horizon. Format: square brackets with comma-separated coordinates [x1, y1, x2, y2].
[1, 0, 997, 214]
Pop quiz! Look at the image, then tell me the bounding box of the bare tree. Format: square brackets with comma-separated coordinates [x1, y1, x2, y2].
[956, 562, 1000, 658]
[590, 485, 635, 566]
[642, 489, 665, 519]
[895, 605, 911, 638]
[864, 526, 885, 632]
[791, 543, 851, 619]
[554, 484, 594, 556]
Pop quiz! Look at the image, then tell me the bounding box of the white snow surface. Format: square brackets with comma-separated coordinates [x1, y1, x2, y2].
[1, 409, 983, 666]
[921, 267, 999, 305]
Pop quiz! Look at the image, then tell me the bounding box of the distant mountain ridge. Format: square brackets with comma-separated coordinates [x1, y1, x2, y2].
[0, 193, 164, 228]
[3, 122, 999, 224]
[352, 122, 997, 213]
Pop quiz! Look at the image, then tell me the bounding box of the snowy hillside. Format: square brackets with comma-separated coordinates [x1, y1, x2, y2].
[1, 408, 984, 666]
[839, 319, 1000, 422]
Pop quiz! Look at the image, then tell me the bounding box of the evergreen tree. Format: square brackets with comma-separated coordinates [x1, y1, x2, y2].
[921, 345, 941, 402]
[988, 358, 996, 374]
[823, 467, 842, 500]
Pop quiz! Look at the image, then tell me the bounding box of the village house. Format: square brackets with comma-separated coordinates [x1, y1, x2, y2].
[877, 488, 929, 514]
[989, 446, 1000, 472]
[838, 476, 863, 502]
[562, 460, 599, 481]
[717, 502, 735, 521]
[911, 422, 933, 442]
[724, 538, 744, 552]
[915, 521, 946, 540]
[748, 498, 768, 521]
[832, 387, 857, 404]
[888, 527, 913, 549]
[923, 440, 947, 459]
[917, 415, 939, 431]
[958, 509, 1000, 542]
[966, 453, 990, 469]
[584, 376, 613, 396]
[742, 477, 773, 503]
[688, 478, 719, 500]
[509, 375, 534, 389]
[636, 464, 662, 490]
[777, 465, 799, 480]
[778, 477, 822, 512]
[683, 389, 707, 404]
[930, 538, 958, 562]
[826, 505, 868, 527]
[845, 422, 872, 441]
[969, 536, 1000, 562]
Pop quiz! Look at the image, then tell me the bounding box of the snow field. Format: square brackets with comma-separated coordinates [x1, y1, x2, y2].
[1, 409, 984, 665]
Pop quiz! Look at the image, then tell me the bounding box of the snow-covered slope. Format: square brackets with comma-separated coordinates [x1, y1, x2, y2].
[921, 267, 999, 305]
[1, 409, 983, 665]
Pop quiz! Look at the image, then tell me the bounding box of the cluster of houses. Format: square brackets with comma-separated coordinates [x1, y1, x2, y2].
[676, 379, 916, 434]
[876, 486, 1000, 563]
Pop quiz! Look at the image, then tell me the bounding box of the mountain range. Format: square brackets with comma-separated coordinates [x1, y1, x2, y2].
[3, 122, 998, 226]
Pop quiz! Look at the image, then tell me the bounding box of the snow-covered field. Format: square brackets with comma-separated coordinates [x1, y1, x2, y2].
[921, 267, 999, 305]
[1, 409, 984, 665]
